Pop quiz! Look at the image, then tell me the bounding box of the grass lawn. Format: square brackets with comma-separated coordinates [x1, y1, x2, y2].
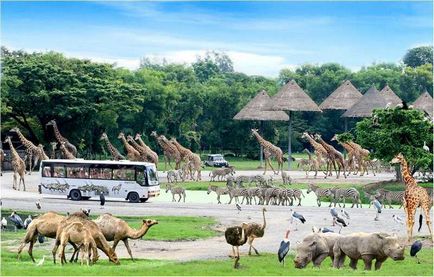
[0, 209, 219, 242]
[1, 248, 432, 276]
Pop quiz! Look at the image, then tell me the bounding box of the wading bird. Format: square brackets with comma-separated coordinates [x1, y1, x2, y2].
[333, 216, 347, 233]
[410, 240, 422, 264]
[100, 193, 105, 209]
[278, 229, 290, 267]
[9, 211, 24, 231]
[23, 215, 32, 229]
[373, 199, 382, 221]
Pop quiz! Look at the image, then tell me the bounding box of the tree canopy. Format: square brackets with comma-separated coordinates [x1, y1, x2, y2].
[1, 46, 432, 158]
[403, 46, 433, 68]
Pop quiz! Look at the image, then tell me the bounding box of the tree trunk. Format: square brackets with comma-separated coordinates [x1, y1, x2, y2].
[395, 165, 403, 182]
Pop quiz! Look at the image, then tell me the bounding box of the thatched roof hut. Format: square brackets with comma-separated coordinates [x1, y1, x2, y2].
[265, 80, 321, 112]
[233, 90, 289, 121]
[342, 86, 387, 118]
[380, 85, 402, 106]
[319, 80, 362, 110]
[412, 91, 433, 118]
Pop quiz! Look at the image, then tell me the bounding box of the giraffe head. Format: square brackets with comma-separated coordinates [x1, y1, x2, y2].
[313, 133, 322, 141]
[10, 127, 20, 133]
[3, 136, 12, 144]
[117, 132, 125, 139]
[50, 142, 58, 148]
[46, 119, 57, 127]
[250, 129, 259, 137]
[100, 133, 108, 140]
[126, 135, 134, 142]
[301, 132, 310, 140]
[330, 134, 338, 141]
[170, 137, 178, 143]
[391, 153, 405, 164]
[59, 142, 67, 149]
[135, 133, 142, 140]
[150, 131, 158, 138]
[37, 144, 44, 150]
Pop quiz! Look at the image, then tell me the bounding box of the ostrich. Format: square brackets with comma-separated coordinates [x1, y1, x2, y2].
[245, 207, 267, 255]
[225, 222, 248, 268]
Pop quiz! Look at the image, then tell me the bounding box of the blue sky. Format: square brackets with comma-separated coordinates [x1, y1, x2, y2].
[2, 1, 433, 76]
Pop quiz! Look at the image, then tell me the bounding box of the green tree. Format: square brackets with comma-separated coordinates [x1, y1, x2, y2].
[356, 107, 433, 177]
[403, 46, 433, 68]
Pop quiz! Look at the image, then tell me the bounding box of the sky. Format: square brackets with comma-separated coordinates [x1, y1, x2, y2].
[1, 1, 433, 77]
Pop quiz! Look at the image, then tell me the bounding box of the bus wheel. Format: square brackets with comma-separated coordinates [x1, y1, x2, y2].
[128, 192, 140, 203]
[70, 189, 82, 201]
[140, 198, 148, 203]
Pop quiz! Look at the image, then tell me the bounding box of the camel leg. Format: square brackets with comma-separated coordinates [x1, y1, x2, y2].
[112, 239, 120, 251]
[123, 239, 134, 261]
[27, 237, 37, 263]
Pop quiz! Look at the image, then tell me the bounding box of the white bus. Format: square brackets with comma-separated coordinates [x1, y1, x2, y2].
[39, 159, 160, 203]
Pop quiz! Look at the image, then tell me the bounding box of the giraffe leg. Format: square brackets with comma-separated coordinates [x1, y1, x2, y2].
[406, 206, 416, 242]
[422, 204, 434, 242]
[268, 158, 276, 175]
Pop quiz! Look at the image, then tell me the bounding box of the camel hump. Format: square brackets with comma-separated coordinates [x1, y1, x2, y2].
[69, 222, 84, 231]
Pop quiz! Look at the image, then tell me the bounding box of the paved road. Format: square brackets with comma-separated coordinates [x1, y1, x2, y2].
[2, 171, 431, 262]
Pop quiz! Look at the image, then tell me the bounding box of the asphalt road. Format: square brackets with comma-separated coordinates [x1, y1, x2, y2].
[1, 170, 431, 262]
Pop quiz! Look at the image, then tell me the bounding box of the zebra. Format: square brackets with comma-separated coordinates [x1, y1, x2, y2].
[375, 189, 404, 209]
[227, 187, 248, 204]
[165, 184, 186, 202]
[263, 187, 280, 205]
[246, 187, 261, 205]
[278, 189, 292, 206]
[288, 188, 304, 206]
[306, 183, 334, 207]
[207, 185, 229, 204]
[167, 170, 184, 183]
[331, 187, 361, 208]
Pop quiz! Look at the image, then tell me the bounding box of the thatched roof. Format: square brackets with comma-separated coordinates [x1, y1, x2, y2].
[412, 91, 433, 118]
[233, 90, 289, 121]
[319, 80, 362, 110]
[380, 85, 402, 106]
[265, 80, 321, 112]
[342, 86, 388, 118]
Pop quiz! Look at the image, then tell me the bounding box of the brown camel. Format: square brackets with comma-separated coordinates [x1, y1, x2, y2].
[94, 213, 158, 260]
[58, 222, 98, 266]
[245, 207, 267, 255]
[52, 212, 119, 264]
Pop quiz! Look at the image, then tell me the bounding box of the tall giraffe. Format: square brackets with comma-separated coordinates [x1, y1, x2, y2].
[126, 135, 148, 161]
[37, 144, 49, 161]
[59, 142, 76, 159]
[50, 142, 58, 159]
[118, 132, 141, 161]
[314, 134, 346, 179]
[301, 132, 328, 174]
[100, 133, 125, 161]
[391, 153, 433, 243]
[3, 136, 26, 191]
[331, 134, 358, 174]
[251, 129, 283, 175]
[170, 138, 202, 181]
[46, 120, 77, 157]
[150, 131, 181, 171]
[134, 134, 159, 166]
[346, 141, 376, 176]
[10, 127, 42, 175]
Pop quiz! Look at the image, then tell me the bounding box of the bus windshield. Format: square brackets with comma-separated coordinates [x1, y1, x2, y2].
[147, 167, 158, 185]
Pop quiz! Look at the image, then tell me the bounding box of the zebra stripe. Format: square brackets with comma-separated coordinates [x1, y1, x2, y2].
[306, 184, 333, 207]
[375, 189, 404, 209]
[331, 187, 361, 208]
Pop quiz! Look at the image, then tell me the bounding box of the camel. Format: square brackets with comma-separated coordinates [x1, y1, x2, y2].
[58, 222, 98, 266]
[245, 207, 267, 255]
[94, 213, 158, 260]
[52, 212, 119, 265]
[17, 212, 66, 262]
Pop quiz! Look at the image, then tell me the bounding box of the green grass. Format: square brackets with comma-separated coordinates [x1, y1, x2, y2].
[1, 249, 432, 276]
[0, 209, 219, 242]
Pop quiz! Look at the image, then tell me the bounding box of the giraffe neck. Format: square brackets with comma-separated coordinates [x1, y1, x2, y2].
[129, 138, 142, 150]
[120, 136, 131, 149]
[52, 122, 66, 143]
[172, 141, 189, 155]
[6, 140, 20, 161]
[104, 138, 118, 155]
[15, 130, 36, 150]
[400, 159, 417, 188]
[253, 132, 268, 147]
[137, 137, 149, 149]
[306, 136, 323, 151]
[317, 138, 332, 152]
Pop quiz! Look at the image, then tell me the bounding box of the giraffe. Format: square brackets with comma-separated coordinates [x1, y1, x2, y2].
[59, 142, 76, 159]
[118, 132, 141, 161]
[251, 129, 283, 175]
[37, 145, 49, 161]
[100, 133, 125, 161]
[134, 134, 159, 166]
[150, 131, 181, 171]
[331, 134, 358, 174]
[346, 141, 376, 176]
[126, 135, 148, 162]
[301, 132, 328, 175]
[46, 120, 77, 157]
[169, 138, 202, 181]
[391, 153, 433, 243]
[3, 136, 26, 191]
[10, 127, 42, 175]
[313, 134, 346, 179]
[50, 142, 58, 159]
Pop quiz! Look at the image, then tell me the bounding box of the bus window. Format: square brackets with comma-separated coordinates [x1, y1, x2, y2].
[53, 165, 65, 178]
[90, 165, 112, 180]
[66, 164, 89, 179]
[135, 166, 146, 185]
[42, 165, 52, 177]
[113, 166, 135, 181]
[147, 167, 158, 186]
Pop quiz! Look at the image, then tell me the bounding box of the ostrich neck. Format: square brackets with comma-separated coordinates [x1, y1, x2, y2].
[238, 227, 246, 244]
[262, 210, 266, 230]
[127, 224, 152, 239]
